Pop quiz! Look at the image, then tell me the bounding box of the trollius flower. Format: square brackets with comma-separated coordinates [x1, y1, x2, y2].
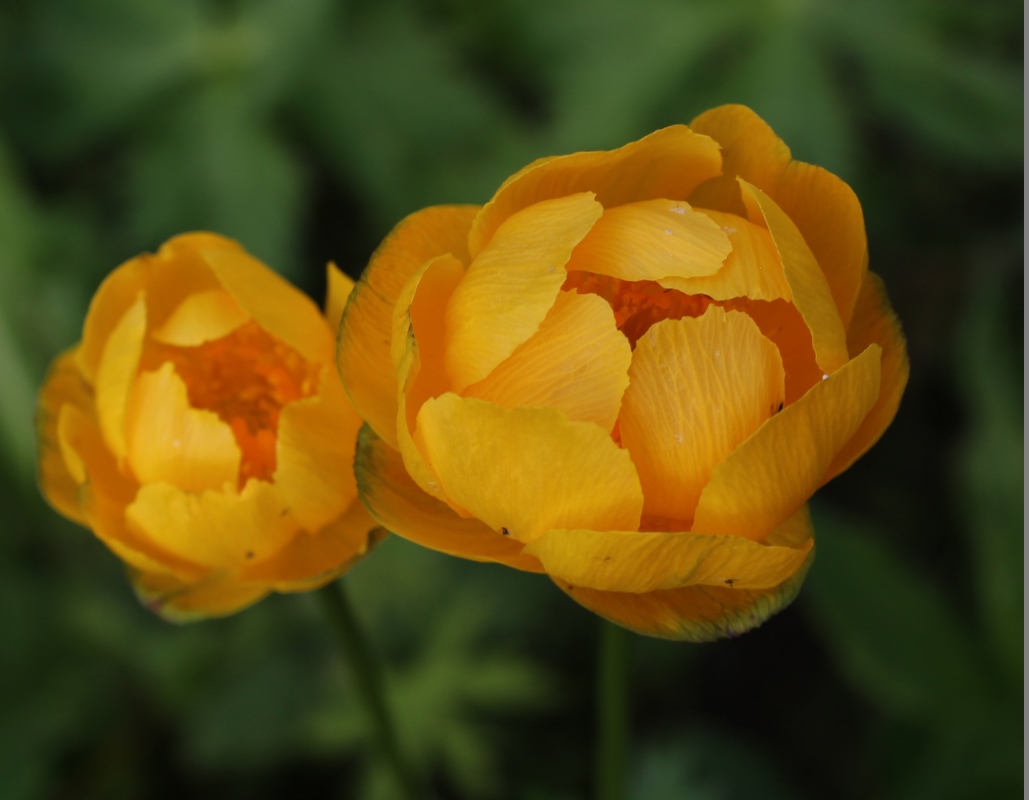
[339, 105, 908, 641]
[38, 233, 380, 621]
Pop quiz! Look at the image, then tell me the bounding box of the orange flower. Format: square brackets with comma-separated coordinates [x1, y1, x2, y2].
[339, 105, 909, 641]
[37, 233, 380, 621]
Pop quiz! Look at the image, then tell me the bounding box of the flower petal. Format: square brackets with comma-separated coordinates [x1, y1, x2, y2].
[125, 362, 241, 493]
[130, 568, 269, 623]
[565, 199, 730, 283]
[77, 257, 147, 383]
[692, 343, 882, 540]
[37, 350, 90, 523]
[552, 545, 813, 642]
[445, 193, 603, 391]
[355, 424, 544, 572]
[200, 243, 333, 365]
[274, 368, 362, 533]
[526, 504, 812, 593]
[125, 480, 299, 571]
[740, 180, 849, 375]
[416, 394, 644, 544]
[338, 206, 478, 448]
[689, 104, 865, 327]
[393, 254, 466, 503]
[463, 290, 631, 431]
[825, 272, 910, 480]
[150, 288, 249, 347]
[325, 262, 355, 336]
[620, 308, 784, 523]
[95, 294, 146, 463]
[470, 125, 723, 258]
[240, 499, 380, 585]
[659, 210, 791, 302]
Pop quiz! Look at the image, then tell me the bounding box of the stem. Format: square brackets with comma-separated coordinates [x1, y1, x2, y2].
[319, 580, 419, 799]
[596, 620, 629, 800]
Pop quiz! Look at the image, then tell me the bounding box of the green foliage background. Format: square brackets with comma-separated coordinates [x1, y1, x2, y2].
[0, 0, 1022, 797]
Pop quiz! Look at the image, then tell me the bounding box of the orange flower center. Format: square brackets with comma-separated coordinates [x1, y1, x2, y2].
[564, 272, 713, 347]
[143, 321, 320, 484]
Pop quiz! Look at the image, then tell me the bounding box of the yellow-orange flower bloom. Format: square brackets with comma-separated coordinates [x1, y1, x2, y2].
[37, 233, 380, 621]
[339, 105, 909, 641]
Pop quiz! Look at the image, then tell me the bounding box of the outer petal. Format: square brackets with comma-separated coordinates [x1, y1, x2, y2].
[416, 394, 644, 544]
[338, 206, 478, 448]
[355, 424, 544, 572]
[200, 243, 333, 365]
[525, 504, 812, 593]
[553, 550, 813, 642]
[469, 125, 723, 258]
[240, 499, 380, 585]
[444, 193, 603, 391]
[825, 272, 909, 480]
[125, 480, 299, 571]
[94, 295, 146, 463]
[689, 104, 866, 328]
[659, 210, 791, 302]
[692, 343, 882, 540]
[130, 569, 269, 623]
[37, 350, 90, 523]
[463, 290, 631, 432]
[565, 199, 730, 283]
[77, 256, 147, 383]
[274, 368, 361, 533]
[124, 362, 241, 494]
[740, 180, 848, 375]
[325, 262, 355, 336]
[620, 309, 784, 523]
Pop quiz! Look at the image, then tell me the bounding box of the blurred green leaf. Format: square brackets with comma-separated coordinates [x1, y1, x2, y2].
[952, 255, 1023, 688]
[127, 83, 305, 274]
[632, 728, 799, 800]
[804, 506, 991, 722]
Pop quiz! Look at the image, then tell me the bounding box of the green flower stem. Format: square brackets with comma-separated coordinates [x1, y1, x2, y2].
[596, 619, 629, 800]
[319, 580, 419, 799]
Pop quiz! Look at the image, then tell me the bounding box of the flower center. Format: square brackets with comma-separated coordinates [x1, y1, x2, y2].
[143, 320, 320, 484]
[563, 272, 713, 346]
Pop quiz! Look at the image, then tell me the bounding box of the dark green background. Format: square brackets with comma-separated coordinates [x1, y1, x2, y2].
[0, 0, 1022, 798]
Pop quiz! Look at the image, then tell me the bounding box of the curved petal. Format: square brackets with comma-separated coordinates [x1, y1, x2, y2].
[393, 254, 466, 504]
[325, 263, 355, 336]
[355, 424, 544, 572]
[274, 368, 362, 532]
[241, 499, 380, 585]
[417, 394, 644, 544]
[825, 272, 909, 480]
[338, 205, 478, 447]
[620, 308, 784, 522]
[689, 104, 865, 327]
[130, 568, 268, 623]
[740, 180, 848, 375]
[125, 362, 241, 493]
[692, 343, 882, 540]
[37, 350, 90, 523]
[659, 210, 790, 302]
[526, 504, 812, 593]
[125, 480, 299, 571]
[470, 126, 723, 258]
[77, 256, 147, 383]
[565, 199, 730, 283]
[445, 193, 603, 391]
[552, 545, 813, 642]
[150, 288, 249, 347]
[95, 294, 146, 463]
[200, 244, 333, 365]
[463, 291, 631, 431]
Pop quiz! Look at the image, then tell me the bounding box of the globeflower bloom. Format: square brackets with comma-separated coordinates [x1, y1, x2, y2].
[339, 105, 908, 641]
[37, 233, 380, 621]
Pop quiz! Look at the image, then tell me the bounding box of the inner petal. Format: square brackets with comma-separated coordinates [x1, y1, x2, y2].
[619, 307, 785, 525]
